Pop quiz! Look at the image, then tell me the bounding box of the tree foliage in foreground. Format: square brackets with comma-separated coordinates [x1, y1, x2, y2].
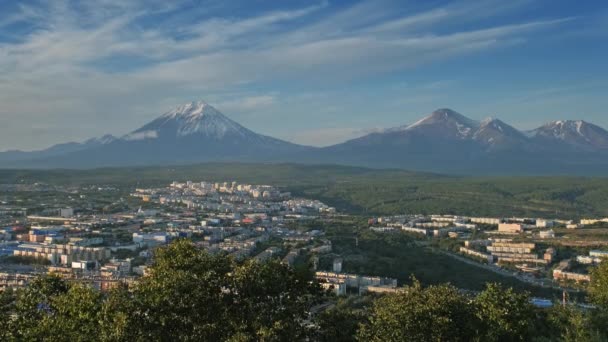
[474, 283, 535, 341]
[1, 239, 608, 341]
[589, 261, 608, 308]
[358, 279, 478, 341]
[0, 239, 321, 341]
[357, 280, 607, 342]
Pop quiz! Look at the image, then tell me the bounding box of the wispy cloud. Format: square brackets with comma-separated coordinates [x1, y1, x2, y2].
[216, 95, 277, 113]
[288, 127, 373, 147]
[0, 0, 582, 150]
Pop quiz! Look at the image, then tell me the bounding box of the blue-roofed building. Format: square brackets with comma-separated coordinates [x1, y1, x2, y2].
[30, 226, 66, 236]
[0, 245, 18, 256]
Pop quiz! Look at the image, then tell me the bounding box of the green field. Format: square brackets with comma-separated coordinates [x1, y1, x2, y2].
[2, 163, 608, 219]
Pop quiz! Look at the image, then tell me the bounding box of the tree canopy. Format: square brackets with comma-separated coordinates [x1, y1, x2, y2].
[358, 279, 479, 341]
[0, 240, 607, 341]
[589, 261, 608, 308]
[0, 239, 321, 341]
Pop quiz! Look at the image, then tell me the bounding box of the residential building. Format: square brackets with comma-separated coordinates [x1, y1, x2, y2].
[539, 230, 555, 239]
[498, 223, 524, 233]
[460, 247, 494, 263]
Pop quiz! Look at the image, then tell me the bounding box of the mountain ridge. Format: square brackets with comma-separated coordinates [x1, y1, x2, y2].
[2, 102, 608, 175]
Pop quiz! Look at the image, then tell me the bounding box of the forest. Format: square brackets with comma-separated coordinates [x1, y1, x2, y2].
[2, 163, 608, 218]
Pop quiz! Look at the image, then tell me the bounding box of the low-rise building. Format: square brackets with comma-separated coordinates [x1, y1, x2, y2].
[553, 269, 590, 282]
[361, 285, 404, 295]
[553, 260, 591, 282]
[536, 219, 554, 228]
[544, 248, 556, 263]
[589, 250, 608, 259]
[401, 226, 428, 236]
[464, 240, 492, 248]
[487, 241, 546, 264]
[580, 218, 608, 226]
[320, 280, 346, 296]
[577, 250, 608, 264]
[315, 271, 397, 290]
[13, 243, 109, 266]
[470, 217, 502, 225]
[498, 223, 524, 233]
[460, 247, 494, 263]
[539, 230, 555, 239]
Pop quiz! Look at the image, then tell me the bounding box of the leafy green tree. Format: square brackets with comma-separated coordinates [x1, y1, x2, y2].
[357, 279, 479, 342]
[545, 304, 603, 342]
[129, 239, 234, 341]
[41, 284, 103, 341]
[128, 239, 321, 341]
[587, 261, 608, 338]
[0, 288, 16, 340]
[474, 283, 535, 342]
[228, 259, 321, 341]
[99, 284, 136, 341]
[10, 274, 70, 340]
[315, 305, 366, 342]
[589, 261, 608, 308]
[0, 239, 325, 341]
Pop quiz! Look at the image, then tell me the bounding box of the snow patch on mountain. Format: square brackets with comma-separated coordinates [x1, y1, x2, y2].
[129, 101, 256, 140]
[456, 123, 472, 137]
[85, 134, 117, 145]
[533, 120, 587, 140]
[405, 108, 479, 139]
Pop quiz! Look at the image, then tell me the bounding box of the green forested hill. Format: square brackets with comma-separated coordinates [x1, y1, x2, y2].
[1, 163, 608, 218]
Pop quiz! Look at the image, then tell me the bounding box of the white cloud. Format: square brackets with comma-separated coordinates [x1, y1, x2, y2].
[288, 127, 371, 147]
[0, 0, 578, 150]
[216, 95, 277, 113]
[124, 130, 159, 141]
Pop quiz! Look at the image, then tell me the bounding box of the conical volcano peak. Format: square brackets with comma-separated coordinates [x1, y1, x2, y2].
[431, 108, 460, 117]
[406, 108, 479, 134]
[161, 101, 223, 120]
[124, 101, 252, 140]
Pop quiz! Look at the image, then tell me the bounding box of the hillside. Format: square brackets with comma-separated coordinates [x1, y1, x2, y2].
[2, 163, 608, 219]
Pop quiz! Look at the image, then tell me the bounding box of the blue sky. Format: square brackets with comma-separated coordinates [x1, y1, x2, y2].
[0, 0, 607, 150]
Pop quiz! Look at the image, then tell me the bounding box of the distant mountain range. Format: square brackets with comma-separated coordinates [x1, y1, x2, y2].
[2, 102, 608, 175]
[311, 108, 608, 174]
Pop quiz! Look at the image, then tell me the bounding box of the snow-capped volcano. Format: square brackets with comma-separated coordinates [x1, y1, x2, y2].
[0, 100, 311, 168]
[37, 100, 311, 167]
[405, 108, 480, 139]
[316, 108, 608, 173]
[3, 102, 608, 175]
[473, 117, 528, 149]
[408, 108, 479, 129]
[322, 108, 485, 161]
[124, 101, 255, 141]
[529, 120, 608, 150]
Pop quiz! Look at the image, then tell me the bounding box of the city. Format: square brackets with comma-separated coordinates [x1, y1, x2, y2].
[2, 177, 607, 300]
[2, 0, 608, 340]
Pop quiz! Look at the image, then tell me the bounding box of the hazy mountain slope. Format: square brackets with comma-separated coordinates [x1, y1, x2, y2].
[0, 135, 116, 163]
[309, 109, 608, 174]
[4, 102, 312, 168]
[528, 120, 608, 152]
[3, 104, 608, 175]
